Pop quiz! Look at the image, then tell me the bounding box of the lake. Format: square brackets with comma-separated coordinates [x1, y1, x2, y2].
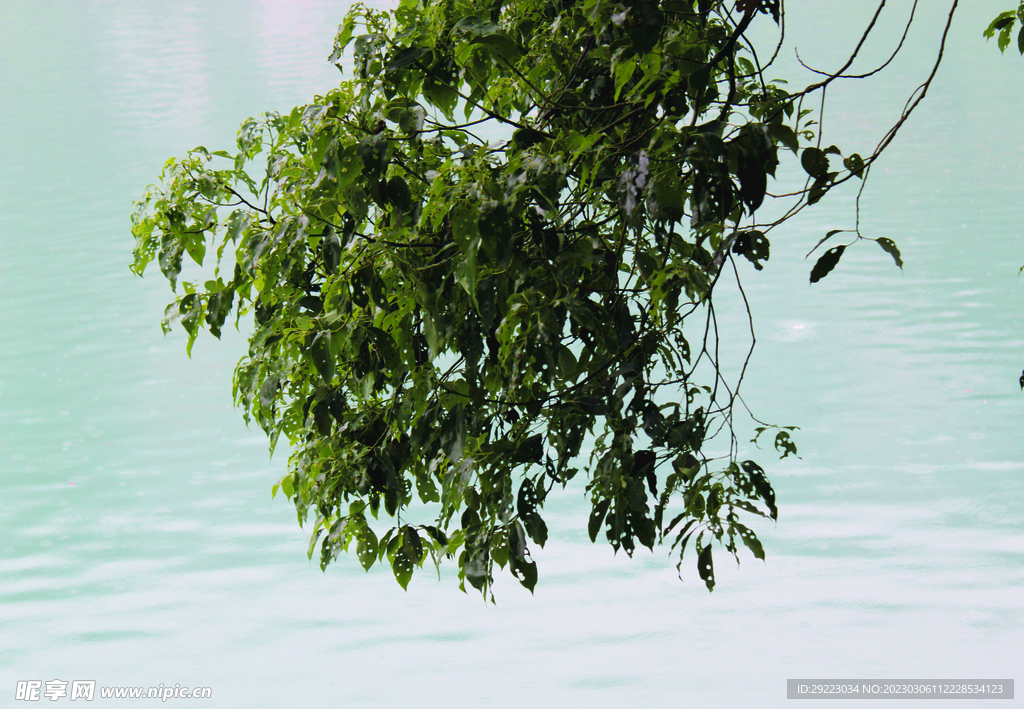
[0, 0, 1020, 706]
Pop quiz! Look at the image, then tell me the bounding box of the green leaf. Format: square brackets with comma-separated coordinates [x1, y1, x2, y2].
[517, 477, 548, 547]
[415, 468, 440, 503]
[557, 346, 578, 380]
[386, 46, 426, 74]
[462, 546, 489, 591]
[330, 16, 357, 62]
[310, 331, 335, 382]
[511, 128, 548, 150]
[876, 238, 903, 269]
[423, 525, 448, 549]
[312, 400, 332, 436]
[478, 203, 512, 262]
[999, 23, 1014, 52]
[806, 177, 829, 205]
[508, 520, 527, 562]
[451, 205, 480, 298]
[613, 56, 637, 102]
[334, 144, 362, 187]
[387, 175, 412, 215]
[378, 528, 397, 562]
[510, 554, 537, 593]
[736, 153, 768, 211]
[774, 430, 798, 459]
[490, 528, 510, 569]
[323, 231, 342, 275]
[508, 522, 537, 592]
[392, 547, 414, 590]
[628, 0, 664, 55]
[403, 526, 424, 564]
[205, 287, 234, 339]
[423, 77, 457, 118]
[308, 524, 324, 560]
[398, 105, 425, 136]
[450, 204, 479, 253]
[259, 373, 279, 409]
[809, 245, 846, 283]
[800, 147, 829, 179]
[731, 230, 769, 270]
[652, 171, 685, 217]
[184, 235, 206, 266]
[741, 460, 777, 520]
[843, 152, 865, 178]
[768, 123, 799, 153]
[697, 542, 715, 591]
[471, 34, 523, 63]
[356, 525, 379, 571]
[588, 498, 610, 542]
[985, 12, 1015, 39]
[734, 522, 765, 561]
[452, 16, 500, 38]
[565, 130, 603, 159]
[808, 229, 846, 257]
[513, 434, 544, 465]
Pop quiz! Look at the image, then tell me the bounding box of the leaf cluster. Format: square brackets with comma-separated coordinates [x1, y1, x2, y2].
[131, 0, 952, 595]
[985, 3, 1024, 54]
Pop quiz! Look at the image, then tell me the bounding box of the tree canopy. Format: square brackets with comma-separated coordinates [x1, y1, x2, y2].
[131, 0, 967, 597]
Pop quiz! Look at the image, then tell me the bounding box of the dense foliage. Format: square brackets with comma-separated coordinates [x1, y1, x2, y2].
[131, 0, 961, 596]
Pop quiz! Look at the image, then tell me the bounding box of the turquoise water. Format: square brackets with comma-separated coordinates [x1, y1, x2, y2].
[1, 1, 1021, 706]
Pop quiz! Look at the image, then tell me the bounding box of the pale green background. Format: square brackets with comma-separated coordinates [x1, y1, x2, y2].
[1, 1, 1021, 707]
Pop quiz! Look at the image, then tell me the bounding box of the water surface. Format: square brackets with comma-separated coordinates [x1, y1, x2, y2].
[1, 1, 1021, 706]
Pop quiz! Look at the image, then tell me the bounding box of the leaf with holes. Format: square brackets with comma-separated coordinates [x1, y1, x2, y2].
[356, 525, 378, 571]
[809, 245, 846, 283]
[392, 548, 414, 590]
[697, 542, 715, 591]
[876, 238, 903, 269]
[733, 521, 765, 561]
